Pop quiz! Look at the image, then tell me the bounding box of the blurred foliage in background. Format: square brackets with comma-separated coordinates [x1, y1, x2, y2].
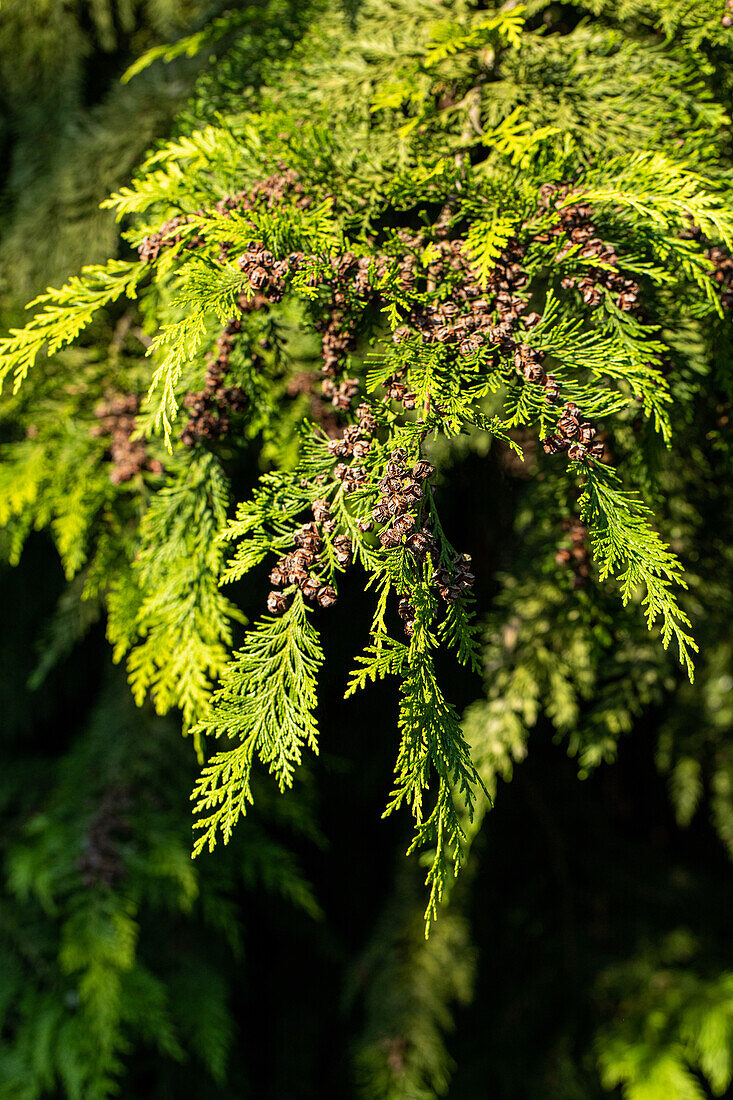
[1, 2, 733, 1098]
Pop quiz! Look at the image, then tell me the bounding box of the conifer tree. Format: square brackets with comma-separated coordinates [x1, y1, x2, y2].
[2, 1, 733, 1096]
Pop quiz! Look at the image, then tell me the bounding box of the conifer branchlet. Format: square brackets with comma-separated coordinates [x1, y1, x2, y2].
[3, 0, 732, 932]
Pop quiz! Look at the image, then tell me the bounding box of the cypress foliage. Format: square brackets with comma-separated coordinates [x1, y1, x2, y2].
[2, 1, 733, 1096]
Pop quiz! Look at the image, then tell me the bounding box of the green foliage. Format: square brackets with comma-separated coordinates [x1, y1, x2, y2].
[110, 451, 242, 730]
[0, 262, 144, 395]
[596, 934, 733, 1100]
[352, 868, 475, 1098]
[464, 213, 518, 284]
[388, 631, 482, 929]
[0, 0, 220, 297]
[192, 593, 325, 853]
[0, 679, 318, 1099]
[2, 0, 732, 922]
[580, 464, 697, 679]
[2, 0, 733, 1092]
